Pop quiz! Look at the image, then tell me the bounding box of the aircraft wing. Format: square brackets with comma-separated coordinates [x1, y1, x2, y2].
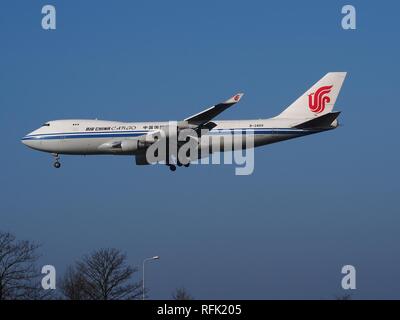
[134, 93, 244, 143]
[184, 93, 244, 126]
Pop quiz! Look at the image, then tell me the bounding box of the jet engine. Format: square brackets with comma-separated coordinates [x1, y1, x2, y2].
[120, 139, 152, 153]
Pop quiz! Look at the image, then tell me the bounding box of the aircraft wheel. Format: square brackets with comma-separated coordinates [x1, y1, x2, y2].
[54, 161, 61, 169]
[169, 165, 176, 172]
[184, 163, 190, 168]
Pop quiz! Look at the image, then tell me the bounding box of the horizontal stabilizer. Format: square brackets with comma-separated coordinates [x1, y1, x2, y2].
[294, 112, 341, 129]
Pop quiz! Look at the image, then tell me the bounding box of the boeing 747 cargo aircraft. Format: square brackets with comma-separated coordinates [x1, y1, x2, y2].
[22, 72, 347, 171]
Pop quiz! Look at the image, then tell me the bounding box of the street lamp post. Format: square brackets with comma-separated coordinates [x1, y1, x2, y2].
[142, 256, 160, 300]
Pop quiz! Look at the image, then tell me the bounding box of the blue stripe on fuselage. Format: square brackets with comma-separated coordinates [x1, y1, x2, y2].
[21, 128, 315, 141]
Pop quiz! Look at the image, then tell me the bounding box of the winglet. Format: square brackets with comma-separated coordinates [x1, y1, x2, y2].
[224, 93, 244, 104]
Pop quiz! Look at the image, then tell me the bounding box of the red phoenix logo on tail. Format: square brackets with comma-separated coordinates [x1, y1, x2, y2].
[308, 85, 333, 113]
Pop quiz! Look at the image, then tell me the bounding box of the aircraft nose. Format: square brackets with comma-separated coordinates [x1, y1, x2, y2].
[21, 131, 37, 148]
[21, 135, 31, 147]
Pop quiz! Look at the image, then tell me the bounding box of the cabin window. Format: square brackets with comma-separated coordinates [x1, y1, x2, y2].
[73, 123, 79, 126]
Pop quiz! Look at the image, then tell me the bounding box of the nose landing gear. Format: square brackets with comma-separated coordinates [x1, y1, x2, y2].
[52, 154, 61, 169]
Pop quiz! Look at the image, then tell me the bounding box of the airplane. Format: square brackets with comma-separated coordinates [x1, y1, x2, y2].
[21, 72, 347, 171]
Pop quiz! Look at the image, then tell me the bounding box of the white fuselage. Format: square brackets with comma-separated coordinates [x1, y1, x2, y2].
[20, 72, 346, 170]
[21, 118, 324, 156]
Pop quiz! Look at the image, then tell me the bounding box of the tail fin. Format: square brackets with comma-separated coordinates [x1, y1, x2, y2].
[276, 72, 347, 119]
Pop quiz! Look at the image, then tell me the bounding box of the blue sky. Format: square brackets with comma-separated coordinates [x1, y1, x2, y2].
[1, 0, 400, 299]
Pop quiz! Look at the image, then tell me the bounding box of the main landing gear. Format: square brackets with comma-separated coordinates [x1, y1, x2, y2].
[52, 153, 61, 169]
[167, 162, 190, 172]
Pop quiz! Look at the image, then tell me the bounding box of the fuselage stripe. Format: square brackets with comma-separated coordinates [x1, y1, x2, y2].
[21, 128, 315, 141]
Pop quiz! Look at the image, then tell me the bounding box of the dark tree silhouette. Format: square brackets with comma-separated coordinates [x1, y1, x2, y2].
[59, 266, 90, 300]
[0, 231, 46, 300]
[60, 248, 142, 300]
[172, 287, 194, 300]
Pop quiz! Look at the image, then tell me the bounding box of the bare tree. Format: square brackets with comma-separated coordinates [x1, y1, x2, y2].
[60, 248, 142, 300]
[59, 265, 90, 300]
[0, 231, 44, 300]
[172, 287, 194, 300]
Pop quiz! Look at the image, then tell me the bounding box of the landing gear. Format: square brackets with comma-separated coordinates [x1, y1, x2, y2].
[167, 162, 190, 172]
[52, 153, 61, 169]
[177, 161, 190, 168]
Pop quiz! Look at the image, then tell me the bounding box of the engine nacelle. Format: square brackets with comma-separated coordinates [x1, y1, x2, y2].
[158, 121, 197, 139]
[121, 140, 147, 153]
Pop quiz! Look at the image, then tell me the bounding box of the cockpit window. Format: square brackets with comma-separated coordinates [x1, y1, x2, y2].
[42, 123, 50, 127]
